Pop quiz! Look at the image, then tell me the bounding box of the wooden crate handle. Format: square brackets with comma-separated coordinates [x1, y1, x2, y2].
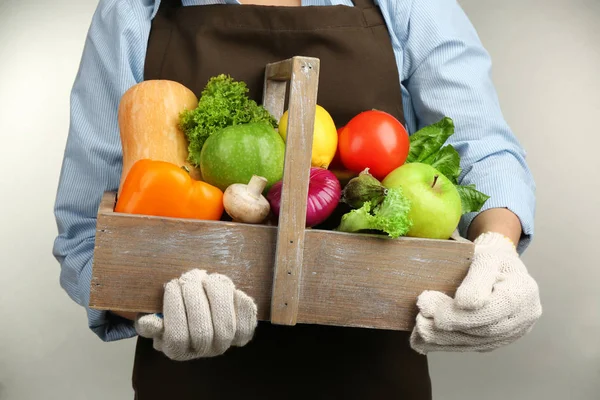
[263, 56, 320, 326]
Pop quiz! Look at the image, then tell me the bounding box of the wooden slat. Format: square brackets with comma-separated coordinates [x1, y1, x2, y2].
[262, 76, 287, 124]
[299, 230, 471, 331]
[90, 193, 473, 331]
[264, 58, 294, 81]
[91, 197, 276, 318]
[265, 56, 320, 326]
[99, 191, 117, 213]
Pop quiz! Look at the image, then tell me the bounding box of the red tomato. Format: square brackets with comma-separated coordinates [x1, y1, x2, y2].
[338, 110, 409, 180]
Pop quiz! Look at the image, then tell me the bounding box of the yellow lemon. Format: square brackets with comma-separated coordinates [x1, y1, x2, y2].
[278, 105, 338, 169]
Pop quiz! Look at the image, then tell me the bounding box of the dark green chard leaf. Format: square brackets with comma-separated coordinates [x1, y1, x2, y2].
[406, 117, 455, 163]
[406, 116, 490, 214]
[455, 184, 490, 214]
[429, 145, 461, 184]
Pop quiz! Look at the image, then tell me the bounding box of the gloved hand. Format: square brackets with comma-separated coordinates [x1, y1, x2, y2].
[410, 231, 542, 354]
[135, 269, 258, 361]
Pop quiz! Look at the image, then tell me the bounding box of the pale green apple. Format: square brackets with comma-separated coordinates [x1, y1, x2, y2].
[382, 162, 462, 239]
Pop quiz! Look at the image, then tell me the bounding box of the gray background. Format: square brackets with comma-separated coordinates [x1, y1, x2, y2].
[0, 0, 598, 399]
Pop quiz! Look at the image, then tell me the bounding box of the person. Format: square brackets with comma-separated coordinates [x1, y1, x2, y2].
[52, 0, 542, 398]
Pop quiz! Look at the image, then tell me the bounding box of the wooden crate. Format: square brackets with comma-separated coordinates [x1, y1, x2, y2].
[90, 56, 473, 331]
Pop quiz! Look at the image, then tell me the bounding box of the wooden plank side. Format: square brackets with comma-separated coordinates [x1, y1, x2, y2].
[299, 230, 473, 331]
[90, 202, 473, 331]
[263, 57, 293, 122]
[90, 211, 277, 320]
[264, 58, 293, 81]
[99, 191, 117, 214]
[268, 56, 321, 326]
[263, 77, 287, 123]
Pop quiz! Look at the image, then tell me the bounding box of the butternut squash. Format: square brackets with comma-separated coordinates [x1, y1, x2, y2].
[117, 80, 201, 193]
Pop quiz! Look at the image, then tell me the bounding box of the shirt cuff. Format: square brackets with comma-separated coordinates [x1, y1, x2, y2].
[88, 308, 138, 342]
[457, 156, 536, 255]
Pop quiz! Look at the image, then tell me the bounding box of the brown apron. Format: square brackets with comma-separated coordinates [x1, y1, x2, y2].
[132, 0, 432, 398]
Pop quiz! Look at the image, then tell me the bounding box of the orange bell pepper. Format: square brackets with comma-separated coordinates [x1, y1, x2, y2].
[115, 159, 224, 220]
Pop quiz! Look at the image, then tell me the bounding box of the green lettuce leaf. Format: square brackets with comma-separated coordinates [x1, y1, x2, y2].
[179, 74, 278, 167]
[406, 117, 455, 163]
[336, 187, 412, 238]
[429, 145, 461, 184]
[455, 184, 490, 214]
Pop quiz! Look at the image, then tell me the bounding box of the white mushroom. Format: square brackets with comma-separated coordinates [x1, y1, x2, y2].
[223, 175, 271, 224]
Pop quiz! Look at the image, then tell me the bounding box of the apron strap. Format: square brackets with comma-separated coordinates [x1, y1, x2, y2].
[155, 0, 183, 19]
[352, 0, 376, 10]
[159, 0, 183, 11]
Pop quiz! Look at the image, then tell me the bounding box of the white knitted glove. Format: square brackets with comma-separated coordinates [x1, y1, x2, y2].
[410, 232, 542, 354]
[135, 269, 258, 361]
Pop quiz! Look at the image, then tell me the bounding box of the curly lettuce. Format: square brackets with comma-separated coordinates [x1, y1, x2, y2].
[336, 187, 412, 238]
[179, 74, 278, 167]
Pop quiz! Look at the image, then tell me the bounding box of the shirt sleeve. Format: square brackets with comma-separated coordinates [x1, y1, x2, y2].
[393, 0, 536, 254]
[52, 0, 155, 341]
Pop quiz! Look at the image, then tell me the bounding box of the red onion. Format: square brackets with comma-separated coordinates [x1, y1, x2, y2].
[267, 167, 342, 227]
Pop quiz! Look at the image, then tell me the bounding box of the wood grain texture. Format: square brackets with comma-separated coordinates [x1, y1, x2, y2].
[262, 58, 289, 122]
[262, 78, 286, 123]
[264, 58, 294, 81]
[90, 192, 473, 331]
[299, 230, 472, 330]
[91, 192, 276, 318]
[265, 56, 321, 326]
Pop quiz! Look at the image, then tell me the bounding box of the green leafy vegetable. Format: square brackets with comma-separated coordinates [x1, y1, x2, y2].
[406, 117, 489, 214]
[179, 74, 278, 167]
[429, 145, 461, 184]
[406, 117, 455, 163]
[336, 187, 412, 238]
[455, 184, 491, 214]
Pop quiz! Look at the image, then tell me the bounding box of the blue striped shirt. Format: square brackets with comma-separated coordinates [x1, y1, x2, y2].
[52, 0, 536, 342]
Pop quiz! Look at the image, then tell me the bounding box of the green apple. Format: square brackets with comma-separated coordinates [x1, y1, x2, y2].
[200, 122, 285, 192]
[382, 162, 461, 239]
